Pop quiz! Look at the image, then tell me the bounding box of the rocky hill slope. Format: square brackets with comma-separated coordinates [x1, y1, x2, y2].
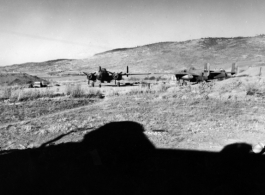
[1, 35, 265, 74]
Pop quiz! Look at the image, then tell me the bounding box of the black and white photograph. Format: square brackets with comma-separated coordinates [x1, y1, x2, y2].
[1, 0, 265, 194]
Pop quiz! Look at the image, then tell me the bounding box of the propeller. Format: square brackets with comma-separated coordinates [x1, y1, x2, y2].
[83, 72, 97, 80]
[113, 72, 123, 80]
[90, 72, 97, 80]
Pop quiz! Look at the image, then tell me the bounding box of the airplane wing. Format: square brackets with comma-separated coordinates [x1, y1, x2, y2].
[208, 72, 221, 76]
[153, 72, 175, 74]
[83, 72, 97, 75]
[124, 73, 151, 75]
[175, 72, 201, 77]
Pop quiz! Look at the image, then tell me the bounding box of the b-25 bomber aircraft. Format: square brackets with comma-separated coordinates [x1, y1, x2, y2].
[174, 63, 238, 84]
[83, 66, 150, 87]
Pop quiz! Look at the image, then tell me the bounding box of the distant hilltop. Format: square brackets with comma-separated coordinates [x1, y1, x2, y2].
[1, 35, 265, 74]
[0, 72, 48, 86]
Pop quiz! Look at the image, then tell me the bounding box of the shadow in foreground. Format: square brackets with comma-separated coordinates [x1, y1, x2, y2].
[1, 121, 265, 195]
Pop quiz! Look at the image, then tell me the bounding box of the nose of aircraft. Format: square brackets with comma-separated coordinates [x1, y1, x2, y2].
[182, 74, 193, 80]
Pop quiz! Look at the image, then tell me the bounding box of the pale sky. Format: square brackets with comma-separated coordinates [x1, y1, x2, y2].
[1, 0, 265, 66]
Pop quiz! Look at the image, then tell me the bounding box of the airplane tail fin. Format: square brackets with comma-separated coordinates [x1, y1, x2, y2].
[204, 63, 210, 71]
[231, 63, 238, 75]
[204, 63, 210, 76]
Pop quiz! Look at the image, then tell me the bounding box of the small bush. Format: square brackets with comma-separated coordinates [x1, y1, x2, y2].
[125, 88, 155, 95]
[86, 88, 104, 98]
[65, 84, 85, 98]
[65, 84, 73, 96]
[0, 86, 28, 101]
[9, 88, 57, 102]
[197, 82, 215, 94]
[152, 83, 170, 93]
[66, 85, 103, 98]
[127, 77, 141, 81]
[245, 82, 262, 96]
[71, 85, 85, 98]
[2, 87, 12, 99]
[105, 89, 120, 97]
[144, 76, 156, 80]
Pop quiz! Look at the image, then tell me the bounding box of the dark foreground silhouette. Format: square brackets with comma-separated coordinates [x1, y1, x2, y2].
[1, 121, 265, 195]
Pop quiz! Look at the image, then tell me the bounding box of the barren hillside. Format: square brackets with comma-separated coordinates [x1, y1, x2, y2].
[1, 35, 265, 74]
[0, 73, 48, 86]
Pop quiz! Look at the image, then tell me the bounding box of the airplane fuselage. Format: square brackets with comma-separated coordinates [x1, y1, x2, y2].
[96, 70, 114, 83]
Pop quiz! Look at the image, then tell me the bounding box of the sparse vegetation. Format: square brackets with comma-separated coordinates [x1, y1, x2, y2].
[244, 80, 265, 96]
[0, 98, 96, 125]
[143, 76, 167, 81]
[1, 86, 12, 99]
[125, 88, 155, 95]
[85, 88, 104, 98]
[127, 76, 141, 81]
[1, 78, 265, 152]
[144, 76, 156, 80]
[65, 84, 85, 97]
[104, 89, 120, 97]
[0, 84, 104, 103]
[0, 84, 104, 126]
[0, 87, 60, 102]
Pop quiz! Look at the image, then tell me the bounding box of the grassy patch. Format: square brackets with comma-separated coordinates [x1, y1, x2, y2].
[0, 85, 104, 125]
[245, 81, 265, 96]
[104, 89, 121, 97]
[0, 87, 60, 102]
[0, 84, 104, 102]
[65, 84, 104, 98]
[143, 76, 168, 81]
[65, 84, 84, 97]
[0, 98, 96, 125]
[2, 80, 265, 151]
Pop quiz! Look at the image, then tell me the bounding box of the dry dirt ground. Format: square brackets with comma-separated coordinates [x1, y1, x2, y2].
[1, 74, 265, 152]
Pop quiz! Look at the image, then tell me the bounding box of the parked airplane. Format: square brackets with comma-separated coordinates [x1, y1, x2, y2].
[83, 66, 150, 87]
[174, 63, 238, 84]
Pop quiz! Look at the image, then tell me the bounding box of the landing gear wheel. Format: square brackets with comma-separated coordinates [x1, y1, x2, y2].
[91, 81, 94, 87]
[99, 83, 101, 88]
